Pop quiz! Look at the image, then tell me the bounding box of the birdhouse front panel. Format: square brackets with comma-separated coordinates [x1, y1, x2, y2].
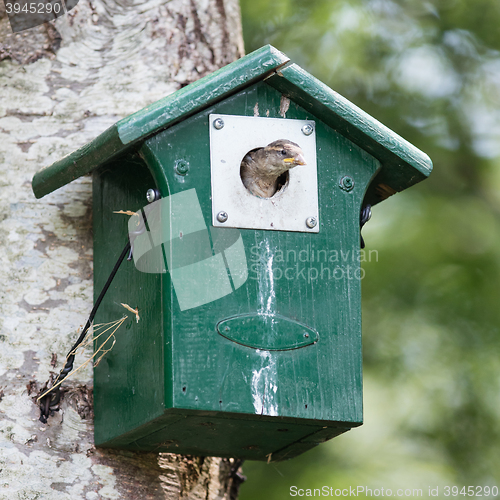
[32, 45, 432, 461]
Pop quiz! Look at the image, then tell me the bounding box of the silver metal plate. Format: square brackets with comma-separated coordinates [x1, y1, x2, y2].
[209, 114, 319, 233]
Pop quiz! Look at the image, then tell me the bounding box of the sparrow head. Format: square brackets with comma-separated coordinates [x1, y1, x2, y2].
[260, 140, 306, 177]
[240, 139, 307, 198]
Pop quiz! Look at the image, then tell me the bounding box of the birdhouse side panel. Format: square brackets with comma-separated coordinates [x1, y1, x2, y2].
[92, 155, 167, 446]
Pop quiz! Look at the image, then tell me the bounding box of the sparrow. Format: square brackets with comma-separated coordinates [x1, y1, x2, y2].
[240, 139, 306, 198]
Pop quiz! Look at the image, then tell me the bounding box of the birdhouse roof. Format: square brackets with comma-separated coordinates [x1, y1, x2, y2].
[32, 45, 432, 202]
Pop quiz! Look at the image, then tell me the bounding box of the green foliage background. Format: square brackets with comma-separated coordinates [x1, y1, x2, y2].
[238, 0, 500, 497]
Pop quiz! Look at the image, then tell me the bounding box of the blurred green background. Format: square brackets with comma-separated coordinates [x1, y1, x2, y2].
[238, 0, 500, 497]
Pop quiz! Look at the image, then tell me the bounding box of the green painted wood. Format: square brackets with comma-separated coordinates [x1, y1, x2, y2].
[92, 154, 167, 446]
[98, 408, 351, 460]
[31, 45, 289, 199]
[92, 82, 377, 460]
[265, 64, 433, 205]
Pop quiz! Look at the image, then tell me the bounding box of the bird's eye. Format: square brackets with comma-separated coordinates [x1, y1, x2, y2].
[281, 149, 287, 156]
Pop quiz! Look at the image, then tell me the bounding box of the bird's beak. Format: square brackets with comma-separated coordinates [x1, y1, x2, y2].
[295, 153, 306, 166]
[284, 154, 306, 166]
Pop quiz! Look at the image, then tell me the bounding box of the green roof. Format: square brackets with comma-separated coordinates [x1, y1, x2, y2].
[32, 45, 432, 201]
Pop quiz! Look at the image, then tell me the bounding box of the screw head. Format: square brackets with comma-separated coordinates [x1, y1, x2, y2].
[302, 123, 314, 136]
[213, 118, 224, 130]
[146, 189, 158, 203]
[306, 216, 317, 228]
[217, 211, 228, 223]
[175, 159, 189, 176]
[340, 176, 354, 192]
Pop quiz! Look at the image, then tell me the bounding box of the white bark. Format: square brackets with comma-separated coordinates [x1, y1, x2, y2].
[0, 0, 244, 498]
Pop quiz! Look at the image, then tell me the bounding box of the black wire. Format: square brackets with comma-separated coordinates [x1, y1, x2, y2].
[360, 204, 372, 249]
[39, 240, 131, 423]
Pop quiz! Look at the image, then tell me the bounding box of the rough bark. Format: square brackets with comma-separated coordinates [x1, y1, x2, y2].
[0, 0, 245, 498]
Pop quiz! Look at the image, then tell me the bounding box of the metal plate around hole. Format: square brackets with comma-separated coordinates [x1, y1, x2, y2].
[209, 114, 319, 233]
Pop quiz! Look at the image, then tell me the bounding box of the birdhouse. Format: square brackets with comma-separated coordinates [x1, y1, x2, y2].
[32, 45, 432, 461]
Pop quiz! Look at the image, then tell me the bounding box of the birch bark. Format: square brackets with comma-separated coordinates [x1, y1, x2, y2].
[0, 1, 245, 497]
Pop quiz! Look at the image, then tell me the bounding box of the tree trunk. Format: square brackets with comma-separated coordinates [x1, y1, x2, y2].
[0, 1, 245, 497]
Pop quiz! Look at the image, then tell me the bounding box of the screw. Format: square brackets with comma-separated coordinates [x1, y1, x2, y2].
[303, 333, 310, 338]
[213, 118, 224, 130]
[340, 176, 354, 192]
[217, 211, 228, 223]
[175, 159, 189, 176]
[306, 216, 317, 228]
[146, 189, 159, 203]
[302, 123, 314, 136]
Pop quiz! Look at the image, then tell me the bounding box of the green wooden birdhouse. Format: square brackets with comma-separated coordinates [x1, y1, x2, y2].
[32, 45, 432, 461]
